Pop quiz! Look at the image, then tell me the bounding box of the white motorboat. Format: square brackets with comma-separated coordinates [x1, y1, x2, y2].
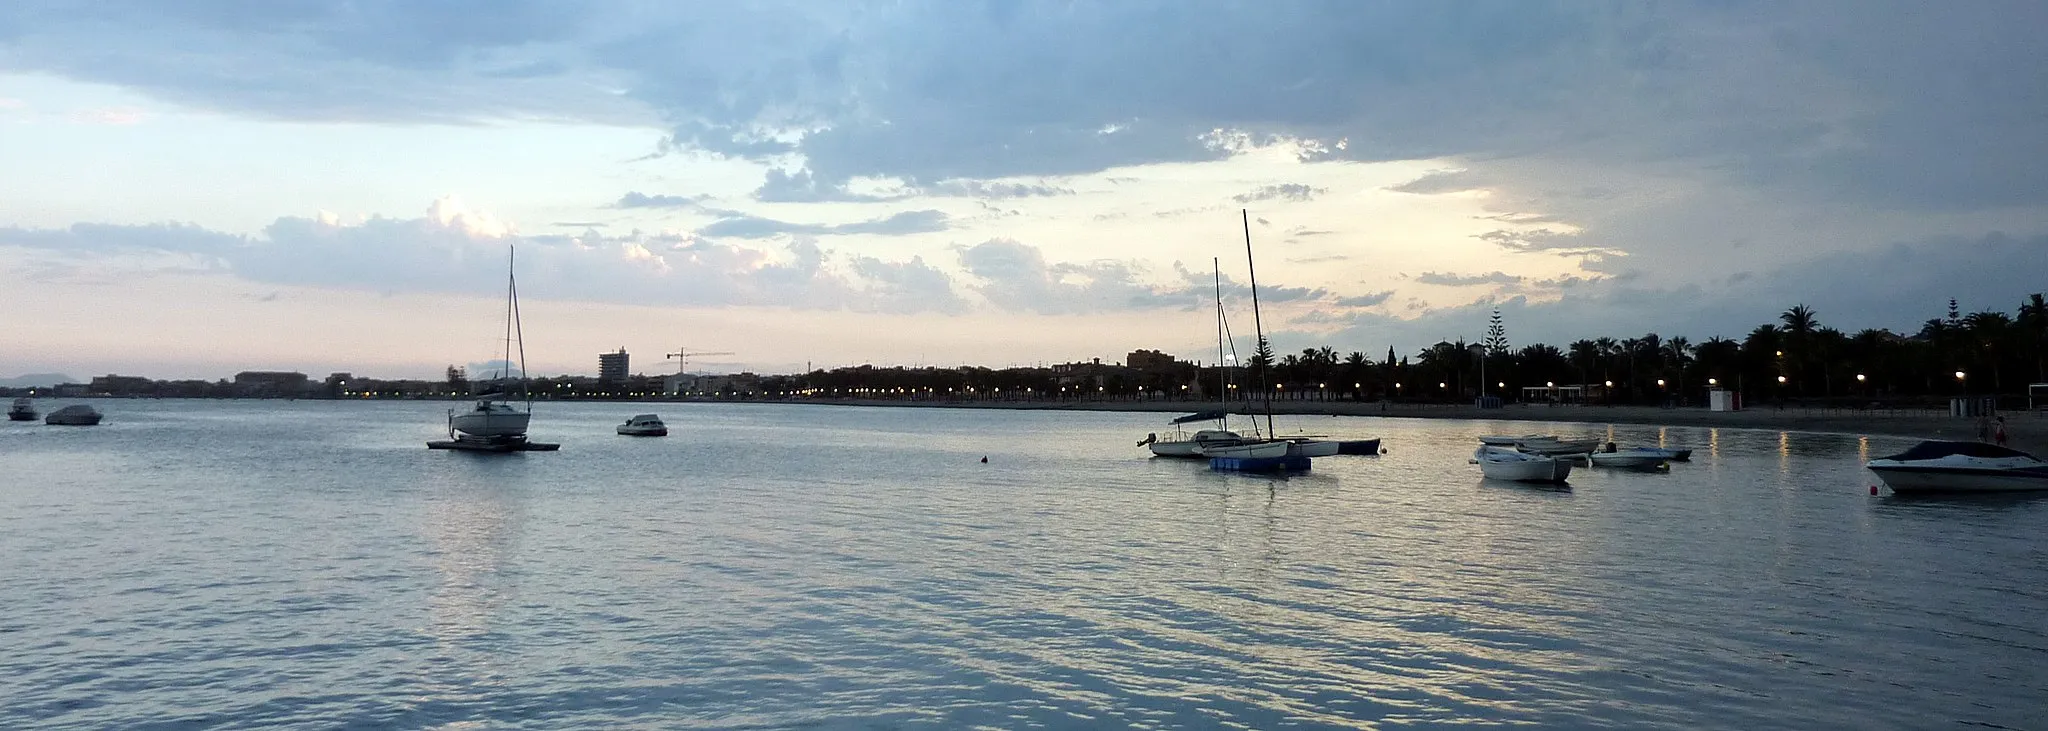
[1474, 446, 1572, 483]
[1200, 440, 1290, 459]
[1142, 409, 1248, 458]
[1866, 441, 2048, 493]
[44, 404, 102, 426]
[617, 414, 668, 437]
[1588, 448, 1670, 470]
[8, 397, 36, 421]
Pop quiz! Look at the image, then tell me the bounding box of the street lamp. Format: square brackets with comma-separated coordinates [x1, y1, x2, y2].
[1708, 378, 1718, 386]
[1777, 375, 1787, 384]
[1855, 374, 1866, 382]
[1955, 371, 1967, 381]
[1656, 379, 1665, 387]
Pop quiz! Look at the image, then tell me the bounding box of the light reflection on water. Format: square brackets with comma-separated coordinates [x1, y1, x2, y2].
[0, 400, 2043, 730]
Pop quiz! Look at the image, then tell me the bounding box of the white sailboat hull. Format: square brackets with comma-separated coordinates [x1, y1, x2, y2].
[451, 409, 529, 437]
[1201, 441, 1289, 459]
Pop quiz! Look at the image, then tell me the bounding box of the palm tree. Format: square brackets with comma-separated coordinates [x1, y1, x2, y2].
[2019, 293, 2048, 381]
[1662, 336, 1692, 393]
[1569, 340, 1599, 385]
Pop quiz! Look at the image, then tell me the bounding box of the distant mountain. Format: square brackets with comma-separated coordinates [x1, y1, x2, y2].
[0, 373, 78, 388]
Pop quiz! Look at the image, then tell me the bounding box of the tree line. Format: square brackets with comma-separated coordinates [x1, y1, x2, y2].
[762, 295, 2048, 408]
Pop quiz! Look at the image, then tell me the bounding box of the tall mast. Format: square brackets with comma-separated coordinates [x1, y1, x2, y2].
[510, 244, 529, 408]
[501, 245, 515, 385]
[1212, 257, 1228, 431]
[1242, 209, 1273, 438]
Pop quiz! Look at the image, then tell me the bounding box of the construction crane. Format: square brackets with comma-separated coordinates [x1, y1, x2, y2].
[664, 347, 736, 374]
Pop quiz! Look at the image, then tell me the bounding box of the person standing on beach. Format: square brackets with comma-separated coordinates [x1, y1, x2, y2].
[1994, 416, 2008, 447]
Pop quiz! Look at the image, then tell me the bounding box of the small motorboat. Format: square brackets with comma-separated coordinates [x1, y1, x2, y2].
[1866, 441, 2048, 493]
[1336, 438, 1382, 455]
[1479, 434, 1539, 446]
[1588, 448, 1671, 470]
[44, 404, 102, 426]
[8, 397, 35, 421]
[1141, 413, 1249, 457]
[1474, 446, 1572, 483]
[1200, 440, 1290, 459]
[617, 414, 668, 437]
[1516, 437, 1603, 456]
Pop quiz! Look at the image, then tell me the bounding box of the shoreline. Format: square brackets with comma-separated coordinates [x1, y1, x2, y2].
[783, 398, 2048, 453]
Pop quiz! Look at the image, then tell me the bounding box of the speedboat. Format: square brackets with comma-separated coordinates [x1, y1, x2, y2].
[450, 397, 530, 437]
[1199, 440, 1290, 459]
[1474, 446, 1572, 483]
[1588, 448, 1670, 470]
[44, 404, 102, 426]
[8, 397, 35, 421]
[617, 414, 668, 437]
[1866, 441, 2048, 493]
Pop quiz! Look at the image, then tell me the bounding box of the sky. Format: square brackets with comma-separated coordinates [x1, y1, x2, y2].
[3, 1, 2046, 380]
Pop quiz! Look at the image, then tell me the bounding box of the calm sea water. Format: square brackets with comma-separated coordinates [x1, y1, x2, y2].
[2, 400, 2043, 729]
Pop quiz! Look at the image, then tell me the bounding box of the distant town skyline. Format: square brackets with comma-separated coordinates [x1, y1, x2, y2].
[5, 3, 2046, 380]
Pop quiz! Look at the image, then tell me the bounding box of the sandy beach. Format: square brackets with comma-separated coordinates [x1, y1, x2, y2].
[790, 398, 2048, 454]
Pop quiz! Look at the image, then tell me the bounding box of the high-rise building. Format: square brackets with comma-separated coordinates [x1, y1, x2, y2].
[598, 348, 629, 384]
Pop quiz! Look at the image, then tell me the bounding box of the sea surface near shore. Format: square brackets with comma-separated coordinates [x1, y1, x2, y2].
[3, 399, 2044, 729]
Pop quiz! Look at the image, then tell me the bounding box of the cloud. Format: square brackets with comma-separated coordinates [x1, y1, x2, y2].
[1332, 291, 1395, 307]
[1415, 271, 1525, 287]
[615, 192, 701, 209]
[1233, 183, 1324, 203]
[698, 209, 950, 239]
[921, 179, 1074, 199]
[0, 200, 967, 315]
[1388, 170, 1475, 195]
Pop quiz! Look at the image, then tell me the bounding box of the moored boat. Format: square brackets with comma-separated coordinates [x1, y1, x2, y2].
[44, 404, 102, 426]
[1336, 438, 1382, 455]
[1474, 446, 1572, 483]
[8, 397, 35, 421]
[1142, 410, 1248, 458]
[1284, 438, 1340, 458]
[1200, 440, 1289, 460]
[617, 414, 668, 437]
[1588, 449, 1670, 470]
[1516, 437, 1603, 456]
[1866, 441, 2048, 493]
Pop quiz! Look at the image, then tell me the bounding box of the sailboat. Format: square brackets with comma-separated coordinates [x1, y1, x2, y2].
[1203, 210, 1325, 469]
[1141, 258, 1252, 458]
[431, 245, 557, 452]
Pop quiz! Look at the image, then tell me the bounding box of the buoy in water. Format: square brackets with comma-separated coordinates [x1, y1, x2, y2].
[1869, 484, 1879, 495]
[980, 456, 988, 463]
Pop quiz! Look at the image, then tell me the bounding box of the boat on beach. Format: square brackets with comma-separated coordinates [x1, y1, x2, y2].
[617, 414, 668, 437]
[8, 397, 36, 421]
[1474, 446, 1573, 483]
[1866, 441, 2048, 493]
[44, 404, 102, 426]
